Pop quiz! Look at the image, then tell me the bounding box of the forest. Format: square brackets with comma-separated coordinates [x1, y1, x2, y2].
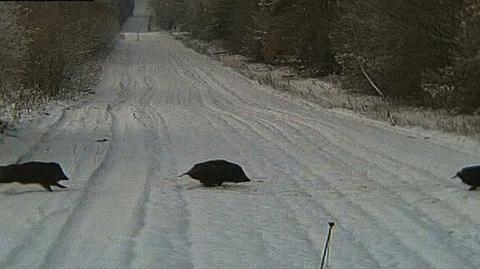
[0, 0, 134, 125]
[151, 0, 480, 113]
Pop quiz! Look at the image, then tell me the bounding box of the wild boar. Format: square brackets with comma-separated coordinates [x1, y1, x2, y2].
[0, 161, 69, 191]
[179, 159, 251, 187]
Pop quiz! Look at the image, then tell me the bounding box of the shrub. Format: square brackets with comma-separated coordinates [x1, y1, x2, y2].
[0, 1, 133, 117]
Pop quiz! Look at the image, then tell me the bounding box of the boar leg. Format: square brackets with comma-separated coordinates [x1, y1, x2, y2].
[40, 183, 53, 192]
[469, 186, 478, 191]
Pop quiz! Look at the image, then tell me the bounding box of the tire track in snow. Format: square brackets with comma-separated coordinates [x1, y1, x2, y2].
[190, 90, 329, 268]
[202, 91, 422, 269]
[153, 33, 480, 266]
[196, 66, 480, 224]
[297, 125, 480, 266]
[192, 108, 378, 268]
[36, 104, 119, 269]
[179, 57, 385, 268]
[120, 106, 154, 269]
[0, 207, 71, 269]
[188, 68, 477, 268]
[219, 90, 480, 240]
[180, 56, 480, 267]
[297, 119, 480, 220]
[15, 107, 66, 164]
[132, 106, 194, 269]
[227, 99, 480, 263]
[157, 57, 281, 268]
[174, 54, 464, 266]
[184, 55, 476, 221]
[273, 118, 479, 268]
[0, 105, 113, 269]
[312, 121, 480, 221]
[125, 75, 194, 269]
[119, 78, 157, 269]
[158, 50, 325, 268]
[39, 37, 163, 269]
[204, 79, 480, 257]
[183, 52, 478, 204]
[166, 56, 379, 268]
[37, 87, 153, 269]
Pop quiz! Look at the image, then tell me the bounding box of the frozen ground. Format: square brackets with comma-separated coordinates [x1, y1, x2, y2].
[1, 1, 480, 268]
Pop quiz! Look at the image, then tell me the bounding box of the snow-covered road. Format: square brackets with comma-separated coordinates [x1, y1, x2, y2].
[1, 2, 480, 268]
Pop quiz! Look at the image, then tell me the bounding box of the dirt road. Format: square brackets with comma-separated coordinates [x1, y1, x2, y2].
[1, 1, 479, 268]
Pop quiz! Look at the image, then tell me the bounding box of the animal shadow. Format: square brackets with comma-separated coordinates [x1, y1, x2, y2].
[3, 188, 71, 196]
[185, 183, 259, 195]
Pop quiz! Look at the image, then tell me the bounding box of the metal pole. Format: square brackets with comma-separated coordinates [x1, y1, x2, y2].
[320, 222, 335, 269]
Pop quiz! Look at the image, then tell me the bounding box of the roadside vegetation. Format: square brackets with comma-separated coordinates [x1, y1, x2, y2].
[0, 0, 134, 133]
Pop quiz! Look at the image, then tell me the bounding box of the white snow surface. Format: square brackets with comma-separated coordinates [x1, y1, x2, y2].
[1, 2, 480, 268]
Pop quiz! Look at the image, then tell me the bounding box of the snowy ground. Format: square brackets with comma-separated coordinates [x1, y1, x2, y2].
[1, 1, 480, 268]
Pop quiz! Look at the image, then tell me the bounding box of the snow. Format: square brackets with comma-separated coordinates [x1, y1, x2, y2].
[1, 1, 480, 268]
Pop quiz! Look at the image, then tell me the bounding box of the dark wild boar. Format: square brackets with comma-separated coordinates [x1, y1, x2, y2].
[179, 159, 251, 187]
[452, 165, 480, 191]
[0, 162, 69, 191]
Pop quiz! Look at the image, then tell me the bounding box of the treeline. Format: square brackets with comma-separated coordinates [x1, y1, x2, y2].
[152, 0, 480, 113]
[0, 0, 134, 116]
